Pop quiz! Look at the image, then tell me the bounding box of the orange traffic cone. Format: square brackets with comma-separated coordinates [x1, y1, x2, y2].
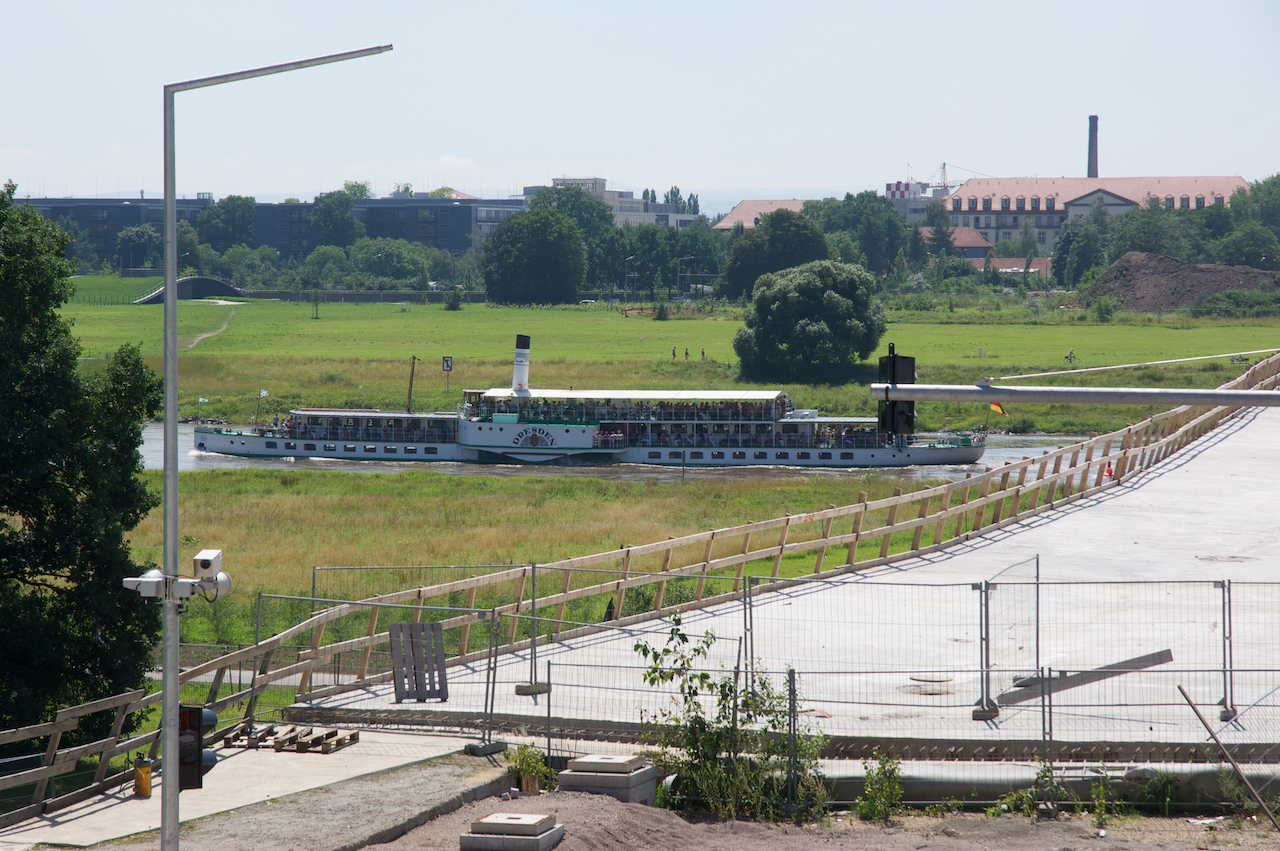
[1104, 461, 1113, 478]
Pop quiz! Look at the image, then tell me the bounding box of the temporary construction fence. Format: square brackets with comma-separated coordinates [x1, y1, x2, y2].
[3, 354, 1279, 823]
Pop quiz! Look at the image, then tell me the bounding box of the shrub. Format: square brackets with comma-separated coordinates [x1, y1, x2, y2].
[443, 288, 464, 310]
[857, 749, 903, 824]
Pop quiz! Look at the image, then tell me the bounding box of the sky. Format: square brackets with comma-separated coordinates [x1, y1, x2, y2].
[4, 0, 1278, 217]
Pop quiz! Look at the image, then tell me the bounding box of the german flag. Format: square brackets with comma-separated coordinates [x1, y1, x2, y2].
[990, 402, 1010, 417]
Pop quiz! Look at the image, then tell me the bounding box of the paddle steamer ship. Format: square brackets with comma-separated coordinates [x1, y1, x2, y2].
[195, 336, 986, 468]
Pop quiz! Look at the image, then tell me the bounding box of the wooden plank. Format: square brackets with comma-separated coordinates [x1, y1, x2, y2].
[553, 568, 571, 632]
[0, 717, 79, 748]
[733, 527, 752, 592]
[696, 530, 715, 599]
[846, 493, 868, 566]
[296, 620, 326, 696]
[615, 548, 633, 618]
[654, 540, 673, 608]
[458, 586, 479, 652]
[878, 488, 903, 559]
[971, 477, 992, 531]
[390, 623, 409, 702]
[931, 487, 953, 545]
[507, 569, 527, 645]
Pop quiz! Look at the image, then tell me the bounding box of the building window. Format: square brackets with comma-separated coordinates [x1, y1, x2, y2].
[1012, 216, 1019, 226]
[952, 199, 961, 212]
[968, 198, 977, 211]
[1166, 196, 1175, 209]
[1035, 215, 1042, 225]
[1214, 195, 1224, 206]
[1000, 197, 1010, 211]
[648, 451, 661, 459]
[1037, 231, 1046, 245]
[1031, 197, 1040, 211]
[1003, 231, 1012, 241]
[951, 216, 959, 226]
[1181, 196, 1190, 209]
[980, 231, 990, 240]
[1195, 195, 1205, 209]
[982, 198, 991, 211]
[1046, 198, 1056, 211]
[999, 215, 1007, 226]
[1016, 197, 1025, 211]
[984, 216, 992, 228]
[775, 451, 789, 459]
[797, 451, 811, 460]
[962, 216, 970, 227]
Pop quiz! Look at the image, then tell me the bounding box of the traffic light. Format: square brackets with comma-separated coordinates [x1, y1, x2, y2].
[177, 705, 218, 790]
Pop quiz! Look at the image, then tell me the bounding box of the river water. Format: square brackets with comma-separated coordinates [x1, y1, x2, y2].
[143, 424, 1085, 483]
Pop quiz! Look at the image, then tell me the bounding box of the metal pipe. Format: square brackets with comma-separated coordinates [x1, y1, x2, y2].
[870, 383, 1280, 407]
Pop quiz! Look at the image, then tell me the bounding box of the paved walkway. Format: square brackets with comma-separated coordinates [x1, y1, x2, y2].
[312, 407, 1280, 748]
[0, 731, 485, 850]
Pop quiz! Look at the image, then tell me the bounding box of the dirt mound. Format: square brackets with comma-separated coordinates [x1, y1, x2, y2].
[1080, 252, 1276, 312]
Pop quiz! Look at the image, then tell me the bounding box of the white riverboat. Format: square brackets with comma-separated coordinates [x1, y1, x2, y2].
[195, 336, 986, 468]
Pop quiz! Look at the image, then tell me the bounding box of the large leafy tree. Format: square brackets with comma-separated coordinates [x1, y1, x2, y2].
[482, 208, 585, 304]
[195, 194, 256, 253]
[716, 209, 833, 299]
[0, 180, 162, 738]
[309, 189, 366, 248]
[733, 260, 886, 383]
[115, 223, 162, 269]
[530, 185, 614, 242]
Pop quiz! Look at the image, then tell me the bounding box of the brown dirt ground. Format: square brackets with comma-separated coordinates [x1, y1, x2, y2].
[377, 790, 1279, 851]
[1070, 252, 1278, 312]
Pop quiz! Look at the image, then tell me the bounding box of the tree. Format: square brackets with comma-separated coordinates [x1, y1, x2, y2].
[1106, 206, 1188, 262]
[733, 260, 886, 383]
[482, 208, 585, 304]
[905, 226, 927, 271]
[428, 186, 456, 199]
[342, 180, 373, 200]
[663, 186, 686, 214]
[390, 182, 414, 198]
[116, 224, 161, 269]
[687, 194, 699, 215]
[176, 220, 201, 272]
[0, 181, 162, 737]
[195, 194, 256, 253]
[309, 190, 365, 248]
[1064, 223, 1104, 288]
[1212, 220, 1280, 269]
[716, 209, 834, 300]
[530, 185, 614, 242]
[56, 215, 100, 274]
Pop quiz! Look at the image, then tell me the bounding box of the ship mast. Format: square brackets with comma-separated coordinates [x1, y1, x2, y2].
[406, 355, 418, 413]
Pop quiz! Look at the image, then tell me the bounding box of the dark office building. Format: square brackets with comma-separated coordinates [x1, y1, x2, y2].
[18, 193, 215, 264]
[255, 197, 528, 260]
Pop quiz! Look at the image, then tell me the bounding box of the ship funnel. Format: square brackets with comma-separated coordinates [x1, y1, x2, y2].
[513, 334, 531, 392]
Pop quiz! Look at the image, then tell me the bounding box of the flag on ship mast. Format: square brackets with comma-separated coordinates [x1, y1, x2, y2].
[990, 402, 1009, 417]
[260, 388, 269, 397]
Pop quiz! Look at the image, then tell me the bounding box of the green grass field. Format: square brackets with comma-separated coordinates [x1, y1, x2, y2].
[50, 279, 1280, 644]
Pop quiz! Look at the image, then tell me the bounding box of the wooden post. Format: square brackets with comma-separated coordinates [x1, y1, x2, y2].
[296, 622, 326, 697]
[412, 587, 425, 623]
[1061, 449, 1080, 498]
[953, 479, 973, 538]
[507, 568, 527, 644]
[656, 538, 675, 606]
[971, 477, 993, 531]
[615, 548, 632, 617]
[458, 586, 478, 653]
[357, 605, 380, 681]
[772, 514, 792, 578]
[733, 526, 753, 592]
[989, 467, 1012, 524]
[554, 567, 572, 632]
[846, 493, 868, 566]
[1009, 458, 1030, 518]
[879, 488, 903, 559]
[931, 487, 954, 545]
[696, 530, 716, 599]
[814, 504, 836, 573]
[911, 493, 931, 551]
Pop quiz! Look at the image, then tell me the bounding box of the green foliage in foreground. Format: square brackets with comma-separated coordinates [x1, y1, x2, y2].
[636, 615, 827, 821]
[857, 750, 903, 823]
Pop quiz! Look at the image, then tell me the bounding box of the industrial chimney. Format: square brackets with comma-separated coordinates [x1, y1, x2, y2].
[512, 334, 531, 392]
[1087, 115, 1099, 179]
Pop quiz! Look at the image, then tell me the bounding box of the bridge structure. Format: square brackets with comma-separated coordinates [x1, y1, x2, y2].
[133, 276, 243, 304]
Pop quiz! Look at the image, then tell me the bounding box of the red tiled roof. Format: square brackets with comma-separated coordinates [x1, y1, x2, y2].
[967, 256, 1053, 277]
[944, 176, 1248, 208]
[918, 226, 992, 250]
[712, 199, 808, 230]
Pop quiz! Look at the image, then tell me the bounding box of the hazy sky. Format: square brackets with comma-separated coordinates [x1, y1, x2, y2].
[4, 0, 1277, 216]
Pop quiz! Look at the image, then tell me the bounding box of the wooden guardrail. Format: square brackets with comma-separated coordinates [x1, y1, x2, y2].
[3, 353, 1277, 823]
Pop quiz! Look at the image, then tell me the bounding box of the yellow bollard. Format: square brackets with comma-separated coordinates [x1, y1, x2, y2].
[133, 758, 152, 798]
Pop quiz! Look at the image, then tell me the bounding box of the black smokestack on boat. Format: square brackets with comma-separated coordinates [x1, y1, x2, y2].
[1087, 115, 1099, 179]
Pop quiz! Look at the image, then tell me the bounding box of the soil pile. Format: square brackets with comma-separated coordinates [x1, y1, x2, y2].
[1079, 252, 1276, 311]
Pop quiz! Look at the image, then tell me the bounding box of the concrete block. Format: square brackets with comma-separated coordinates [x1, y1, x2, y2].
[471, 813, 555, 836]
[566, 754, 646, 774]
[557, 765, 656, 805]
[460, 824, 564, 851]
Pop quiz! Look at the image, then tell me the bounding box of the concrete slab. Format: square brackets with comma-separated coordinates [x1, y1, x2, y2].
[0, 731, 473, 849]
[566, 754, 646, 773]
[471, 812, 555, 835]
[460, 823, 564, 851]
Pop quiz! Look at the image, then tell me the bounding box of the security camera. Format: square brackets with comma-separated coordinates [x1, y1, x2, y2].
[193, 549, 222, 579]
[123, 568, 165, 598]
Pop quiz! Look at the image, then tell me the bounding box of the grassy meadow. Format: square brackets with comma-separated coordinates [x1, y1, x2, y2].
[54, 278, 1279, 643]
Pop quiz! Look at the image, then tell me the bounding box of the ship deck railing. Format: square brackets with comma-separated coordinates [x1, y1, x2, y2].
[208, 426, 457, 444]
[468, 404, 784, 425]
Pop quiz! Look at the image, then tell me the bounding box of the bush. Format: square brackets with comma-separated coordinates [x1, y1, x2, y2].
[857, 750, 903, 824]
[443, 287, 464, 311]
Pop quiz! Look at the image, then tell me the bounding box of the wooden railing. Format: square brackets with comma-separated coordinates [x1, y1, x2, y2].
[3, 353, 1277, 823]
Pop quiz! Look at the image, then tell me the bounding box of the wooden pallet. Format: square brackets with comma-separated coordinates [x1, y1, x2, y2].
[222, 724, 359, 754]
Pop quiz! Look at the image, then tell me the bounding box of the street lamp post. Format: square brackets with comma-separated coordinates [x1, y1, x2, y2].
[161, 45, 391, 851]
[624, 255, 635, 302]
[676, 256, 694, 299]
